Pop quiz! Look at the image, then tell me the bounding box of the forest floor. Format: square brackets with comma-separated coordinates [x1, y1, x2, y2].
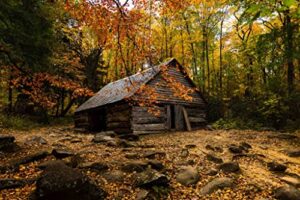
[0, 126, 300, 200]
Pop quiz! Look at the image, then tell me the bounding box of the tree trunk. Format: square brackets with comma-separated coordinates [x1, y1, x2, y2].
[8, 69, 13, 114]
[285, 13, 294, 94]
[205, 31, 210, 95]
[219, 19, 224, 94]
[84, 48, 103, 92]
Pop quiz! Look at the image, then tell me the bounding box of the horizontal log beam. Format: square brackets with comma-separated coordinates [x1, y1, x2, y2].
[132, 117, 164, 124]
[132, 123, 166, 131]
[189, 117, 206, 123]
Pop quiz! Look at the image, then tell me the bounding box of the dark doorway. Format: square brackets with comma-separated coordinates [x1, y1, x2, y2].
[88, 109, 106, 131]
[167, 104, 185, 131]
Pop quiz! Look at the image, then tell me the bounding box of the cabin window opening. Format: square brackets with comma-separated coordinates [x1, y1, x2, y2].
[170, 105, 176, 129]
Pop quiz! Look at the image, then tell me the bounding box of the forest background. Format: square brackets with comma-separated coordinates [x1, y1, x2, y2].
[0, 0, 299, 130]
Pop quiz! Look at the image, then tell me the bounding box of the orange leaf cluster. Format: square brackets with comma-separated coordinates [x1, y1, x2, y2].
[11, 72, 94, 109]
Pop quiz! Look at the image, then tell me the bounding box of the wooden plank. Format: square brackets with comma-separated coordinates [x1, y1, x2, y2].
[189, 117, 206, 123]
[166, 105, 171, 130]
[132, 106, 164, 112]
[182, 107, 191, 131]
[132, 117, 164, 124]
[132, 123, 166, 131]
[133, 130, 166, 135]
[107, 122, 131, 128]
[175, 105, 184, 130]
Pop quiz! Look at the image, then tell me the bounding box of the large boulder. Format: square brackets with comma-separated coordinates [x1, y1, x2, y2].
[176, 166, 200, 186]
[32, 160, 107, 200]
[274, 185, 300, 200]
[200, 177, 234, 195]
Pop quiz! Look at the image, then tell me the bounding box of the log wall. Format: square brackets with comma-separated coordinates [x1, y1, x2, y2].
[74, 112, 89, 129]
[135, 67, 206, 106]
[106, 102, 132, 134]
[131, 105, 167, 135]
[185, 106, 207, 130]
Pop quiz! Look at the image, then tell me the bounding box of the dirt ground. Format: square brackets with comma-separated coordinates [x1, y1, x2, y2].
[0, 126, 299, 200]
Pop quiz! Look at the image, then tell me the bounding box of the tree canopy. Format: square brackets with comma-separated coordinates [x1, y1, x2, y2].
[0, 0, 299, 129]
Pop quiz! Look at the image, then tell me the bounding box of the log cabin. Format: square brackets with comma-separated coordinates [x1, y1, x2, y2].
[74, 58, 207, 134]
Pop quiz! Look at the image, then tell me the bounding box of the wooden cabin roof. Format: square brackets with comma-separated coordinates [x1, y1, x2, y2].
[75, 58, 205, 113]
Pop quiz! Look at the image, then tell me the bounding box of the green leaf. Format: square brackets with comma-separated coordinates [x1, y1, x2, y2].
[283, 0, 296, 7]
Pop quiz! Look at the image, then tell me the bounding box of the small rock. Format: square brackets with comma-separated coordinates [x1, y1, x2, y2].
[52, 148, 74, 159]
[214, 146, 223, 153]
[125, 153, 139, 159]
[147, 160, 165, 171]
[206, 125, 214, 131]
[143, 151, 166, 159]
[176, 166, 200, 186]
[204, 169, 218, 176]
[24, 136, 47, 145]
[200, 177, 234, 195]
[206, 153, 223, 164]
[117, 139, 135, 148]
[49, 133, 58, 137]
[274, 185, 300, 200]
[121, 160, 149, 173]
[106, 140, 118, 147]
[185, 144, 197, 149]
[92, 134, 115, 143]
[205, 144, 215, 151]
[229, 144, 243, 154]
[280, 175, 300, 187]
[102, 170, 124, 182]
[133, 169, 169, 188]
[267, 162, 287, 172]
[78, 162, 109, 172]
[240, 142, 252, 149]
[180, 148, 189, 158]
[136, 189, 150, 200]
[0, 178, 33, 190]
[286, 150, 300, 158]
[70, 138, 82, 143]
[219, 162, 240, 173]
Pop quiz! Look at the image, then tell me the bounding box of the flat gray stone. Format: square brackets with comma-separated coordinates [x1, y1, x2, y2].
[274, 185, 300, 200]
[200, 177, 234, 195]
[176, 166, 200, 186]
